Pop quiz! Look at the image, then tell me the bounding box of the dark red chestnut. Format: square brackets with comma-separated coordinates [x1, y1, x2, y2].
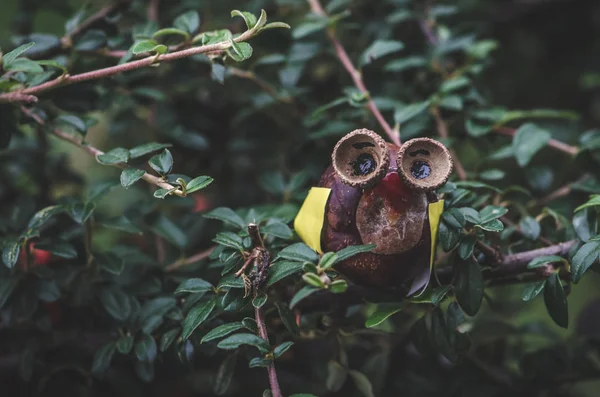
[294, 129, 453, 296]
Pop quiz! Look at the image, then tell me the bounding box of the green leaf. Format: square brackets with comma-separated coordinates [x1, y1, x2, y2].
[276, 243, 318, 263]
[512, 123, 551, 167]
[440, 76, 470, 93]
[544, 273, 568, 328]
[100, 289, 131, 321]
[348, 370, 375, 397]
[522, 280, 545, 301]
[129, 142, 172, 159]
[55, 115, 87, 134]
[442, 208, 466, 229]
[175, 278, 213, 294]
[266, 261, 303, 286]
[438, 221, 460, 251]
[120, 168, 146, 188]
[252, 293, 267, 308]
[527, 255, 566, 269]
[275, 302, 299, 335]
[571, 241, 600, 283]
[91, 342, 116, 375]
[394, 101, 430, 124]
[458, 235, 476, 260]
[174, 11, 200, 34]
[227, 40, 253, 62]
[150, 215, 188, 248]
[289, 286, 318, 309]
[329, 279, 348, 294]
[575, 195, 600, 213]
[159, 329, 180, 352]
[213, 353, 238, 395]
[260, 22, 291, 30]
[217, 333, 270, 353]
[116, 335, 134, 354]
[273, 341, 294, 358]
[360, 40, 404, 66]
[186, 176, 213, 194]
[520, 216, 541, 240]
[149, 149, 173, 175]
[2, 42, 35, 66]
[66, 201, 95, 224]
[455, 260, 483, 316]
[384, 56, 427, 72]
[36, 279, 60, 302]
[302, 273, 325, 288]
[365, 303, 405, 328]
[153, 188, 177, 199]
[334, 244, 376, 263]
[478, 206, 508, 224]
[152, 28, 190, 40]
[97, 147, 129, 165]
[213, 232, 243, 250]
[28, 205, 64, 229]
[201, 322, 244, 343]
[249, 357, 272, 368]
[204, 207, 247, 229]
[261, 221, 293, 239]
[4, 58, 43, 73]
[135, 334, 157, 362]
[2, 239, 20, 268]
[231, 10, 257, 29]
[479, 169, 505, 181]
[131, 39, 161, 55]
[181, 298, 216, 341]
[319, 252, 338, 271]
[33, 240, 77, 259]
[476, 219, 504, 232]
[99, 216, 143, 234]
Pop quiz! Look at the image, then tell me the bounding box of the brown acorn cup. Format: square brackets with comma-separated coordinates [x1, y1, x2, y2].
[397, 137, 454, 191]
[331, 128, 390, 188]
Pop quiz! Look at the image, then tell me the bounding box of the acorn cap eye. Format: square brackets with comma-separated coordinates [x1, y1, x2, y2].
[397, 137, 453, 191]
[332, 129, 390, 188]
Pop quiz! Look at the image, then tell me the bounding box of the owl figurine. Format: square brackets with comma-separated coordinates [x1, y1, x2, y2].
[294, 129, 453, 297]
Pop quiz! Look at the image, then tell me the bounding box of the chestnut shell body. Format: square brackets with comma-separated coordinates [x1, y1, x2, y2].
[318, 143, 438, 292]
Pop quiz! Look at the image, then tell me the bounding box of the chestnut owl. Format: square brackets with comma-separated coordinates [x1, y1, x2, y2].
[294, 129, 453, 296]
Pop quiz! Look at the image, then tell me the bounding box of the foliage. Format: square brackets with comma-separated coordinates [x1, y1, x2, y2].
[1, 0, 600, 396]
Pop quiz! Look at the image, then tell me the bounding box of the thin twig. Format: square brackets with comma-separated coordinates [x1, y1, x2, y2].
[147, 0, 160, 22]
[165, 246, 215, 272]
[495, 126, 578, 156]
[536, 173, 592, 206]
[228, 67, 294, 105]
[20, 106, 185, 197]
[1, 29, 259, 104]
[431, 106, 467, 180]
[306, 0, 399, 146]
[255, 305, 283, 397]
[64, 1, 131, 44]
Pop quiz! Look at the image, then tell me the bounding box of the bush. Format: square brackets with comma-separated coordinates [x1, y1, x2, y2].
[1, 1, 600, 396]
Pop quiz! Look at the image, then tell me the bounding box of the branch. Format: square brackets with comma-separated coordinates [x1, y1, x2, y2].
[297, 239, 579, 311]
[64, 1, 132, 45]
[306, 0, 400, 146]
[495, 126, 578, 156]
[0, 29, 259, 104]
[20, 106, 186, 197]
[165, 246, 215, 272]
[536, 174, 592, 207]
[246, 223, 283, 397]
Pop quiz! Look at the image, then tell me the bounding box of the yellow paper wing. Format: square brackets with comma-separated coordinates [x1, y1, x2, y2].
[428, 199, 445, 267]
[293, 187, 332, 254]
[409, 199, 445, 298]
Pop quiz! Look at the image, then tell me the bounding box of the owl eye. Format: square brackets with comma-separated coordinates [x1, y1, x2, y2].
[332, 129, 390, 188]
[397, 137, 453, 191]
